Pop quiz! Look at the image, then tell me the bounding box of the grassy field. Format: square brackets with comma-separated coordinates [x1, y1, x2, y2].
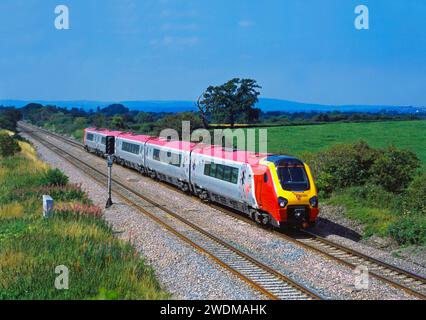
[250, 121, 426, 245]
[257, 120, 426, 163]
[0, 137, 169, 299]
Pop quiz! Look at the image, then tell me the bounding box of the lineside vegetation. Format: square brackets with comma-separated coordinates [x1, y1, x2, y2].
[0, 135, 169, 299]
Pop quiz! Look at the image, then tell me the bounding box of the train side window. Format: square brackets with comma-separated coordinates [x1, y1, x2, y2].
[204, 162, 239, 184]
[210, 163, 217, 177]
[170, 153, 181, 167]
[231, 168, 239, 184]
[134, 144, 140, 154]
[86, 133, 94, 141]
[264, 173, 268, 183]
[153, 149, 160, 161]
[101, 137, 106, 145]
[216, 164, 224, 180]
[204, 163, 211, 176]
[122, 142, 140, 154]
[223, 166, 231, 182]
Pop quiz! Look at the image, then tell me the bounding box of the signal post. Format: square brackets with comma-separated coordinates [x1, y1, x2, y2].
[105, 136, 115, 208]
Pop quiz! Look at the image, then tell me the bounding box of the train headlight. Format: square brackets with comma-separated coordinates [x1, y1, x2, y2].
[309, 196, 318, 208]
[278, 197, 288, 208]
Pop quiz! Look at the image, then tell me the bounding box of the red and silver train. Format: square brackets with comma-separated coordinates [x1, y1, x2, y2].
[84, 128, 319, 228]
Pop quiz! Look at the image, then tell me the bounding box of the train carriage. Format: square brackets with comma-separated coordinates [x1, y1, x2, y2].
[145, 138, 197, 191]
[191, 146, 258, 215]
[83, 127, 319, 229]
[255, 155, 319, 228]
[83, 128, 121, 156]
[115, 133, 151, 172]
[191, 146, 318, 228]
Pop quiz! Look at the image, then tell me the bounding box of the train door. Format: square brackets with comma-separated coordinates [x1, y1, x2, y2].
[254, 173, 264, 207]
[95, 134, 100, 150]
[182, 152, 191, 182]
[138, 142, 144, 166]
[239, 164, 249, 203]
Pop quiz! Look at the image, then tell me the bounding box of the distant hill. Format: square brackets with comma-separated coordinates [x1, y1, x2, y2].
[0, 100, 197, 113]
[256, 99, 426, 114]
[1, 99, 425, 114]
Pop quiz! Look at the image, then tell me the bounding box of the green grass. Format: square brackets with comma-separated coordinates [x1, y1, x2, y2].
[324, 184, 426, 245]
[255, 120, 426, 245]
[325, 192, 398, 238]
[0, 140, 169, 300]
[255, 120, 426, 163]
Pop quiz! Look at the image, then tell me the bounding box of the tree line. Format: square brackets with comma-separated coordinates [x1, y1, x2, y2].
[1, 77, 425, 138]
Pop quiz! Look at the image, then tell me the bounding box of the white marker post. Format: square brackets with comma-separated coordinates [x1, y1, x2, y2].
[43, 195, 54, 218]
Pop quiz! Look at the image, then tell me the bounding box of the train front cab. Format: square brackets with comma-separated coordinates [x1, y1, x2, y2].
[258, 156, 319, 229]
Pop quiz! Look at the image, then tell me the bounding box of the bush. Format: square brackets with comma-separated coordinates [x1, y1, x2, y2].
[305, 141, 378, 195]
[370, 146, 420, 193]
[41, 168, 69, 187]
[54, 203, 103, 219]
[305, 141, 420, 196]
[73, 129, 84, 142]
[402, 171, 426, 213]
[389, 214, 426, 246]
[15, 184, 88, 203]
[0, 133, 21, 157]
[345, 184, 401, 211]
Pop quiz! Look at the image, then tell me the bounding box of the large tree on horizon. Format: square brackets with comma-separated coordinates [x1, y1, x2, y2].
[197, 78, 261, 128]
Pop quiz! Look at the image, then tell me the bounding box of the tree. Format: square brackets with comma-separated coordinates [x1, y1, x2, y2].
[197, 78, 261, 128]
[73, 117, 87, 128]
[136, 111, 154, 124]
[93, 114, 106, 128]
[152, 112, 204, 138]
[0, 134, 21, 157]
[0, 107, 22, 131]
[100, 104, 129, 117]
[111, 115, 125, 129]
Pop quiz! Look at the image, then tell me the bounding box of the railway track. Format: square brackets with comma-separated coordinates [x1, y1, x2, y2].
[19, 122, 321, 301]
[294, 230, 426, 297]
[20, 122, 426, 299]
[206, 203, 426, 299]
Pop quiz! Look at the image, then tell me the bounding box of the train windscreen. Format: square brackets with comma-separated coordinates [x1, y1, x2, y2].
[277, 165, 310, 191]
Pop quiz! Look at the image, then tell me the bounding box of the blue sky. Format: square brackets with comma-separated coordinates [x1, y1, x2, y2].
[0, 0, 425, 106]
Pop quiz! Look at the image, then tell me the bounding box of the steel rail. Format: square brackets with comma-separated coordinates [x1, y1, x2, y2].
[19, 122, 321, 301]
[22, 122, 426, 299]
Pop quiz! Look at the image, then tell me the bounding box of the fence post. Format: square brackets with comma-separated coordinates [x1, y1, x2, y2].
[43, 195, 54, 218]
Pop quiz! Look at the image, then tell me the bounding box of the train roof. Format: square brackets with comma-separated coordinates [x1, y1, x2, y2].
[266, 155, 303, 166]
[193, 145, 269, 166]
[147, 137, 199, 152]
[85, 128, 123, 136]
[84, 127, 277, 166]
[118, 132, 152, 143]
[144, 137, 268, 165]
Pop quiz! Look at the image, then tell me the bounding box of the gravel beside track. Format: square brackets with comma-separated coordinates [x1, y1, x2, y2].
[22, 131, 264, 300]
[22, 128, 422, 300]
[316, 206, 426, 273]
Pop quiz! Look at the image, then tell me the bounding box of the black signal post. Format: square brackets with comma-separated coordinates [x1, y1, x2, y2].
[105, 136, 115, 208]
